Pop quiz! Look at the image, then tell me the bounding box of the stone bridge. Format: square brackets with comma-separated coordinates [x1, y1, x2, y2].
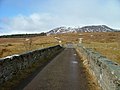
[0, 44, 120, 90]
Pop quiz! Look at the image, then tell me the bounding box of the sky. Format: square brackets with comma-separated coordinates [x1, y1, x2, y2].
[0, 0, 120, 35]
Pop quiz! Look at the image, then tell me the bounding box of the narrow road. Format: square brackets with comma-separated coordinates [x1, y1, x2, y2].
[23, 47, 89, 90]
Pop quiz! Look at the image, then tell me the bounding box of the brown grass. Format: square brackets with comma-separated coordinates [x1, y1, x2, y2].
[0, 36, 58, 58]
[0, 32, 120, 64]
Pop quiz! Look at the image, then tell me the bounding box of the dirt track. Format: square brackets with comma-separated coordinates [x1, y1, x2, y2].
[23, 47, 91, 90]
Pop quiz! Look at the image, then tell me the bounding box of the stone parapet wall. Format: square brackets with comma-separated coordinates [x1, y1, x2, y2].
[77, 44, 120, 90]
[0, 45, 63, 84]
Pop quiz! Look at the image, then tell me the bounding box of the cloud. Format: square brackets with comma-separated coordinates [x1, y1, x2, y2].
[4, 13, 60, 34]
[3, 13, 76, 34]
[43, 0, 120, 28]
[1, 0, 120, 35]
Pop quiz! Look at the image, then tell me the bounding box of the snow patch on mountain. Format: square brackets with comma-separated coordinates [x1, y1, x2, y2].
[47, 25, 115, 35]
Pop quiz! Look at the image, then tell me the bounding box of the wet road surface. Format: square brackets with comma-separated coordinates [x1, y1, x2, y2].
[23, 48, 89, 90]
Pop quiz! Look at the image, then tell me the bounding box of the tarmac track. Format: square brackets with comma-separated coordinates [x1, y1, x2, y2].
[23, 47, 90, 90]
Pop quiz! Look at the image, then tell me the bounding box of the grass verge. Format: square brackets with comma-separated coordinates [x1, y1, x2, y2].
[76, 48, 101, 90]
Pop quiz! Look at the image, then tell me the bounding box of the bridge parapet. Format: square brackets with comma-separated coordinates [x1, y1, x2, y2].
[0, 45, 63, 84]
[77, 44, 120, 90]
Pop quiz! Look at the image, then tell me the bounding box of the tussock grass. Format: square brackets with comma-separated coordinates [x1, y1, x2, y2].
[0, 36, 58, 58]
[0, 32, 120, 64]
[83, 42, 120, 64]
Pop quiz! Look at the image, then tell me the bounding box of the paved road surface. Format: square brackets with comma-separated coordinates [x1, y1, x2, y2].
[23, 47, 89, 90]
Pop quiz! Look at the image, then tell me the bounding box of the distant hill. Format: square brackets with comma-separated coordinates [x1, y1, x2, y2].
[0, 25, 118, 37]
[47, 25, 116, 35]
[0, 32, 46, 38]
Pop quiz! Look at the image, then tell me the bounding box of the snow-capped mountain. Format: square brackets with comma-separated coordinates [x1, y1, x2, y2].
[47, 25, 115, 35]
[76, 25, 115, 32]
[47, 27, 75, 35]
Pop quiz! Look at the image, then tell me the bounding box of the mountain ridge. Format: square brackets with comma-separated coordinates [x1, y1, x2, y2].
[47, 25, 116, 35]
